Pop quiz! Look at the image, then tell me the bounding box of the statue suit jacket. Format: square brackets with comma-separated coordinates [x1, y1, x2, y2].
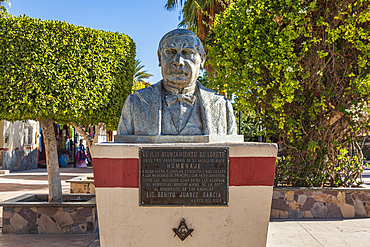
[117, 80, 237, 135]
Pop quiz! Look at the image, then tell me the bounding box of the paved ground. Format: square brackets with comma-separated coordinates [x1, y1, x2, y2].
[0, 234, 99, 247]
[0, 166, 100, 246]
[0, 167, 370, 246]
[268, 218, 370, 247]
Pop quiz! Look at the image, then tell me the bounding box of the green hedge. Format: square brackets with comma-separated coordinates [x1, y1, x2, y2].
[0, 15, 136, 130]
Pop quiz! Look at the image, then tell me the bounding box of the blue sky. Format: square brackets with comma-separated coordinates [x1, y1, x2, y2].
[6, 0, 181, 84]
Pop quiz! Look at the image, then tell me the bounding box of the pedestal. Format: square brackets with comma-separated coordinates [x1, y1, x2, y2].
[91, 142, 277, 247]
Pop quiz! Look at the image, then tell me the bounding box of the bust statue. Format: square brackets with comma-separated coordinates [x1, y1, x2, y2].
[117, 29, 238, 137]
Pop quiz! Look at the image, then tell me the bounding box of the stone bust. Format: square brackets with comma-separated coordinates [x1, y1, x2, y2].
[117, 29, 237, 136]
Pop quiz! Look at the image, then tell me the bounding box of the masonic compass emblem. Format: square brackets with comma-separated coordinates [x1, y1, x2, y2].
[173, 219, 194, 241]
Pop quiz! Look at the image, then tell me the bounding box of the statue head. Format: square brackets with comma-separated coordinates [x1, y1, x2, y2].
[158, 29, 206, 90]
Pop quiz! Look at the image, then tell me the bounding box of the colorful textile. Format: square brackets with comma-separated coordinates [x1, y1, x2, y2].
[77, 143, 86, 161]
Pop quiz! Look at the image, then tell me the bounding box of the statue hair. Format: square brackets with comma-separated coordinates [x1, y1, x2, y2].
[158, 29, 206, 67]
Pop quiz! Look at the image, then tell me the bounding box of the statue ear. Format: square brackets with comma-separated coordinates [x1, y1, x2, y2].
[158, 50, 162, 67]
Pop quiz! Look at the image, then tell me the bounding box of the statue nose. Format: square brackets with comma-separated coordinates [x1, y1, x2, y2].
[173, 52, 184, 66]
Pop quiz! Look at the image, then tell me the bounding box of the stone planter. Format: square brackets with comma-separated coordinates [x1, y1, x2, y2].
[0, 194, 98, 234]
[66, 176, 95, 194]
[271, 187, 370, 219]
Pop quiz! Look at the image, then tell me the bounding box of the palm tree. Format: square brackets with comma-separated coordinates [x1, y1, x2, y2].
[0, 0, 10, 16]
[164, 0, 233, 39]
[165, 0, 234, 74]
[0, 0, 10, 6]
[134, 59, 152, 82]
[132, 59, 152, 92]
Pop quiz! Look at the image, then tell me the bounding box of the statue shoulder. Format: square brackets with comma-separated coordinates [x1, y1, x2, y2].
[132, 81, 162, 100]
[198, 82, 230, 101]
[198, 82, 216, 94]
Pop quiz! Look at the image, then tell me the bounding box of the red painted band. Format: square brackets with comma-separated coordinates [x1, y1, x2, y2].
[229, 157, 276, 186]
[93, 158, 139, 188]
[93, 157, 276, 188]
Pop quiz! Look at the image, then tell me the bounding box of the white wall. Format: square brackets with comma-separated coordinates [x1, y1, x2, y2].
[0, 120, 39, 171]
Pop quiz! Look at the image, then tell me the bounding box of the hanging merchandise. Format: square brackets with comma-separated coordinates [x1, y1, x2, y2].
[65, 138, 69, 150]
[70, 126, 74, 141]
[65, 125, 70, 139]
[54, 124, 60, 140]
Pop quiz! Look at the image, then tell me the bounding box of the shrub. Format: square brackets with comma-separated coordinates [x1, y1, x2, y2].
[0, 14, 135, 201]
[0, 15, 135, 130]
[207, 0, 370, 186]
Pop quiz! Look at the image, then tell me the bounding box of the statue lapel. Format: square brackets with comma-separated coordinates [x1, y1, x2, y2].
[198, 82, 213, 135]
[198, 82, 224, 135]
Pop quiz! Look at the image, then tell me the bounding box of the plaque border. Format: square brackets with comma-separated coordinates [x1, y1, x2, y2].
[139, 147, 229, 207]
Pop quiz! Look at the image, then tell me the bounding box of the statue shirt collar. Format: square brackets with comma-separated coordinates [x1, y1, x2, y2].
[162, 81, 197, 96]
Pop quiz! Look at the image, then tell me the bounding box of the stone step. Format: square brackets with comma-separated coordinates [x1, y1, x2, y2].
[0, 170, 10, 175]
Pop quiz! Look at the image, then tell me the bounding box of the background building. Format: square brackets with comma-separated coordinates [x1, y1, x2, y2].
[0, 120, 39, 171]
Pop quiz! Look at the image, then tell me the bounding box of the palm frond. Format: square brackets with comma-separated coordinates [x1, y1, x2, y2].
[0, 0, 10, 7]
[164, 0, 185, 10]
[134, 59, 152, 82]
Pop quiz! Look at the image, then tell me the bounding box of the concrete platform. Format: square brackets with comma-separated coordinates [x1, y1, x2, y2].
[114, 134, 244, 143]
[0, 170, 10, 175]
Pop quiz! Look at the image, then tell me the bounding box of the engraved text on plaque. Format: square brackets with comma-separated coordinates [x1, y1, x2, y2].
[140, 147, 229, 206]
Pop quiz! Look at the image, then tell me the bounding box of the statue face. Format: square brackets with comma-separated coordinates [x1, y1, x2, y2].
[160, 35, 202, 88]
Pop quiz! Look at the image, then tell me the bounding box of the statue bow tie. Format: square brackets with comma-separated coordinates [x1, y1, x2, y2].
[165, 93, 196, 106]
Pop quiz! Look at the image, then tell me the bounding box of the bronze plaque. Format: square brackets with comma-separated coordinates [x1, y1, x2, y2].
[139, 147, 229, 206]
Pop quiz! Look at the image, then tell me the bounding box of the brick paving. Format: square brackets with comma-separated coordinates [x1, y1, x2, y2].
[0, 166, 370, 246]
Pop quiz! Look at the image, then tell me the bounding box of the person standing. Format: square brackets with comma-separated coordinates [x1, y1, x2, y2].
[76, 139, 87, 167]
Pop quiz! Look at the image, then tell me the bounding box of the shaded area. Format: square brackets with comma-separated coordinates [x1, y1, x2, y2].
[61, 168, 93, 174]
[0, 175, 76, 181]
[0, 183, 49, 192]
[0, 233, 100, 247]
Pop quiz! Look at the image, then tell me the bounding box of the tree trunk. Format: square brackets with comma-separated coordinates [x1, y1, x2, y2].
[92, 123, 104, 146]
[70, 123, 92, 149]
[71, 122, 104, 151]
[38, 118, 62, 202]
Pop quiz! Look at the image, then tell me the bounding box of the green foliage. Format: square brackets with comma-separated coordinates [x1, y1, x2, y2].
[236, 110, 260, 142]
[0, 7, 6, 17]
[207, 0, 370, 186]
[198, 73, 210, 87]
[0, 15, 136, 130]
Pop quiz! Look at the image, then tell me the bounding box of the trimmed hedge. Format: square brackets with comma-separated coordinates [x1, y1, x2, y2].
[0, 15, 136, 130]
